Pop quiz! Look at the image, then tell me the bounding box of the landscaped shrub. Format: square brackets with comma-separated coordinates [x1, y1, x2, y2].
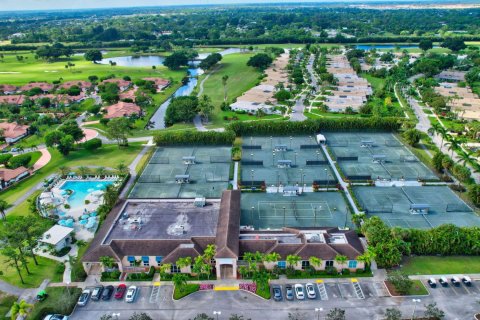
[0, 153, 12, 165]
[154, 130, 235, 146]
[199, 284, 214, 290]
[53, 246, 71, 257]
[8, 153, 31, 169]
[82, 138, 102, 151]
[101, 271, 121, 281]
[55, 263, 66, 275]
[239, 283, 256, 293]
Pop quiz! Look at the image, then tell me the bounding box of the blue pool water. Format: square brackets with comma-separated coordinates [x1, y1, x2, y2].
[60, 180, 114, 207]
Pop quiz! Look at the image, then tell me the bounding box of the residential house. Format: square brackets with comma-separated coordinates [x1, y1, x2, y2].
[59, 80, 92, 92]
[0, 122, 30, 143]
[143, 77, 170, 92]
[0, 166, 30, 190]
[104, 101, 142, 119]
[102, 79, 132, 92]
[0, 95, 25, 106]
[0, 84, 18, 95]
[20, 82, 54, 93]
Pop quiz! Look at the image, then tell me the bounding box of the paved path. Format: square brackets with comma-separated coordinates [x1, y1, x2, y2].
[193, 114, 208, 132]
[306, 54, 318, 92]
[32, 148, 51, 172]
[321, 144, 360, 214]
[0, 279, 24, 296]
[232, 162, 239, 190]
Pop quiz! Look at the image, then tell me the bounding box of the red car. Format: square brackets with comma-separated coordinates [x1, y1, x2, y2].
[114, 284, 127, 300]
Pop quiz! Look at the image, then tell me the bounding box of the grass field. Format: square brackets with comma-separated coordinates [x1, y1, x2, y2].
[0, 51, 185, 85]
[197, 53, 264, 125]
[400, 256, 480, 275]
[0, 143, 144, 206]
[0, 255, 62, 288]
[0, 292, 16, 320]
[27, 287, 81, 320]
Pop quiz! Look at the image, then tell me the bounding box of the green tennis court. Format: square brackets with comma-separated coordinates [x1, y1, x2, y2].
[129, 146, 231, 199]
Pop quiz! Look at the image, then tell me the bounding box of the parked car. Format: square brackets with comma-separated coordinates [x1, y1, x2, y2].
[125, 286, 137, 303]
[294, 284, 305, 300]
[305, 283, 316, 299]
[77, 289, 91, 306]
[285, 285, 294, 301]
[102, 285, 114, 301]
[272, 286, 282, 301]
[91, 285, 104, 301]
[462, 276, 472, 286]
[451, 277, 461, 286]
[114, 284, 127, 300]
[427, 278, 437, 288]
[43, 315, 69, 320]
[439, 277, 448, 287]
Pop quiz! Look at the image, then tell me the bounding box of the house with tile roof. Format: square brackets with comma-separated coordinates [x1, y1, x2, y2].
[0, 84, 18, 95]
[0, 122, 30, 143]
[0, 166, 30, 190]
[20, 82, 54, 93]
[142, 77, 170, 92]
[104, 102, 142, 119]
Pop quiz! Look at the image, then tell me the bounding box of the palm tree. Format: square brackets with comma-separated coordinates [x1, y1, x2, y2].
[116, 162, 129, 176]
[351, 213, 366, 228]
[458, 151, 473, 166]
[432, 123, 447, 151]
[102, 185, 118, 208]
[308, 256, 323, 271]
[334, 254, 348, 271]
[238, 265, 248, 279]
[356, 248, 376, 271]
[59, 166, 71, 177]
[99, 256, 117, 270]
[0, 199, 9, 220]
[10, 300, 33, 320]
[172, 273, 188, 293]
[77, 166, 90, 177]
[222, 75, 229, 102]
[445, 137, 460, 158]
[176, 256, 192, 273]
[286, 254, 301, 269]
[159, 263, 171, 278]
[95, 166, 107, 177]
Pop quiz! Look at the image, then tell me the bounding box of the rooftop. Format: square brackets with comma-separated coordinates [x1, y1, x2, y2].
[103, 200, 221, 244]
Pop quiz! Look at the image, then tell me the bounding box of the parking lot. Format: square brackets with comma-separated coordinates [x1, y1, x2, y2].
[70, 278, 480, 320]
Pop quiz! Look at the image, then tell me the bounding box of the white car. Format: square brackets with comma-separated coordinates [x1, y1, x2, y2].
[43, 316, 69, 320]
[294, 284, 305, 300]
[305, 283, 316, 299]
[125, 285, 137, 303]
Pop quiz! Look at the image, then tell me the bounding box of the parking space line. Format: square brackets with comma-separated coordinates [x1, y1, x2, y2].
[149, 285, 160, 303]
[352, 281, 365, 299]
[317, 283, 328, 301]
[449, 285, 461, 295]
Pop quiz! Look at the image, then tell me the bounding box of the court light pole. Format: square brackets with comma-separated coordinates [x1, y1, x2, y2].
[251, 169, 254, 189]
[276, 171, 280, 192]
[325, 168, 328, 191]
[273, 152, 276, 166]
[112, 313, 120, 320]
[251, 206, 255, 227]
[294, 152, 297, 167]
[411, 299, 421, 320]
[290, 136, 293, 150]
[213, 310, 221, 320]
[314, 207, 317, 228]
[270, 136, 273, 149]
[283, 206, 286, 228]
[315, 307, 323, 320]
[316, 150, 320, 161]
[250, 153, 254, 161]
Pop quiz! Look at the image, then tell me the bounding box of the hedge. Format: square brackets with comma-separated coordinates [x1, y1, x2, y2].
[227, 117, 404, 136]
[153, 130, 236, 146]
[8, 153, 31, 169]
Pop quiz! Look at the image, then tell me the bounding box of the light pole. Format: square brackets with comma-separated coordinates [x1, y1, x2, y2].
[276, 171, 280, 192]
[270, 136, 273, 149]
[250, 153, 254, 161]
[300, 168, 303, 186]
[213, 311, 221, 320]
[283, 206, 286, 227]
[294, 152, 297, 167]
[251, 206, 255, 226]
[316, 150, 320, 161]
[251, 169, 254, 189]
[411, 299, 421, 320]
[290, 136, 293, 150]
[273, 152, 276, 166]
[315, 308, 323, 320]
[324, 168, 328, 191]
[112, 313, 120, 320]
[314, 206, 317, 227]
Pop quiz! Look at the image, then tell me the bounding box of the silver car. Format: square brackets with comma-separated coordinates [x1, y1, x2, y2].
[125, 285, 137, 303]
[305, 283, 316, 299]
[294, 284, 305, 300]
[77, 289, 91, 307]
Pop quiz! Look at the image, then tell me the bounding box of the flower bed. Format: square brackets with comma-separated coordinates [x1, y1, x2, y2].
[199, 284, 214, 290]
[239, 283, 256, 293]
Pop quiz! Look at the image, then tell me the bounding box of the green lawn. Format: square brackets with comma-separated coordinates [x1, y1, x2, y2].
[360, 73, 386, 92]
[27, 287, 81, 320]
[400, 256, 480, 275]
[0, 255, 63, 288]
[197, 53, 262, 125]
[0, 143, 144, 205]
[0, 52, 185, 85]
[0, 292, 17, 320]
[173, 284, 199, 300]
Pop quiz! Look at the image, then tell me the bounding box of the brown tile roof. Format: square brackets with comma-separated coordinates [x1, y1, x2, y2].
[295, 243, 339, 260]
[104, 102, 141, 119]
[162, 245, 202, 264]
[0, 84, 17, 93]
[215, 190, 240, 259]
[239, 239, 277, 257]
[0, 95, 25, 105]
[59, 81, 92, 90]
[0, 166, 29, 182]
[102, 79, 132, 90]
[0, 122, 29, 139]
[20, 82, 54, 92]
[119, 88, 137, 101]
[143, 77, 170, 91]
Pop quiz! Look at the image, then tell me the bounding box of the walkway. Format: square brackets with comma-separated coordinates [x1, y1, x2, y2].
[320, 144, 360, 214]
[0, 279, 24, 297]
[119, 145, 152, 199]
[32, 148, 51, 172]
[232, 162, 239, 190]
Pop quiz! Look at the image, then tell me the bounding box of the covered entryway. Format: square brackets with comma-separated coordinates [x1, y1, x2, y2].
[220, 264, 235, 279]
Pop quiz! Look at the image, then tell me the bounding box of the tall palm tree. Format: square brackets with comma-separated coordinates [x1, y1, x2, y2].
[95, 166, 107, 177]
[445, 137, 460, 158]
[176, 257, 192, 273]
[334, 254, 348, 271]
[432, 123, 447, 151]
[0, 199, 9, 220]
[116, 162, 129, 176]
[172, 273, 188, 293]
[77, 166, 90, 177]
[308, 256, 323, 270]
[59, 166, 71, 177]
[458, 151, 473, 166]
[356, 247, 376, 271]
[99, 256, 116, 270]
[286, 254, 301, 269]
[102, 185, 118, 208]
[222, 75, 229, 102]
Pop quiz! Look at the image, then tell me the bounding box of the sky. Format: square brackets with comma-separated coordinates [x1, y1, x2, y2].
[0, 0, 434, 12]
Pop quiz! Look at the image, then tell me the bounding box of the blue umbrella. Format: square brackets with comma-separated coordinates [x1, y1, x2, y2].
[81, 214, 89, 219]
[79, 220, 87, 225]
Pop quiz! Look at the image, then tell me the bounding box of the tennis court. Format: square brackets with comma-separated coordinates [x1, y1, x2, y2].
[324, 132, 438, 181]
[353, 186, 479, 228]
[129, 146, 231, 199]
[241, 136, 336, 187]
[241, 192, 353, 230]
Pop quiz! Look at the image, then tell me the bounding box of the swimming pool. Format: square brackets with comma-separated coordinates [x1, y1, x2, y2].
[60, 180, 115, 207]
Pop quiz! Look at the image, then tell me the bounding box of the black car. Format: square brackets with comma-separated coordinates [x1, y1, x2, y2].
[427, 278, 437, 288]
[462, 276, 472, 286]
[102, 285, 114, 301]
[273, 286, 283, 301]
[451, 277, 461, 286]
[285, 285, 294, 301]
[91, 285, 104, 301]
